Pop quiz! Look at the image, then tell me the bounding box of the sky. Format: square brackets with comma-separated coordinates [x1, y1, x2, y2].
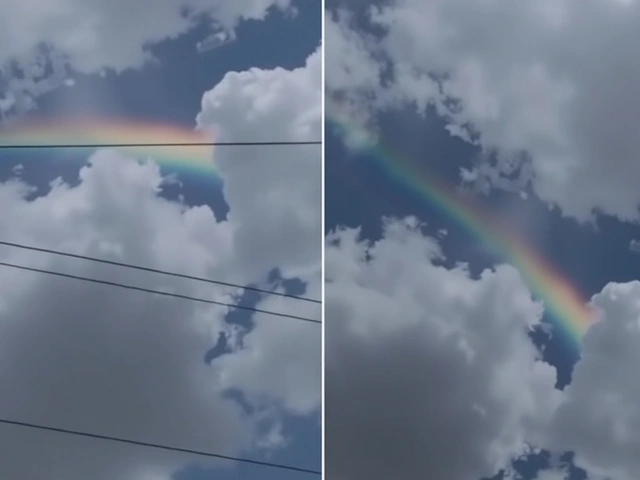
[8, 2, 640, 480]
[325, 1, 640, 480]
[0, 1, 320, 479]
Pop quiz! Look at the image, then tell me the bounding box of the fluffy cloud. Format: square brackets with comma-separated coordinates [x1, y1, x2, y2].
[544, 281, 640, 480]
[325, 215, 640, 480]
[0, 0, 293, 120]
[197, 46, 322, 282]
[326, 0, 640, 223]
[0, 46, 320, 479]
[213, 275, 321, 416]
[200, 49, 322, 421]
[324, 217, 560, 480]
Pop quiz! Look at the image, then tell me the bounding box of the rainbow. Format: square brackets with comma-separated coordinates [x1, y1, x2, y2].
[0, 118, 220, 180]
[327, 99, 595, 354]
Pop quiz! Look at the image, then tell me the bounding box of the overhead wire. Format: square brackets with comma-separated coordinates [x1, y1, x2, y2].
[0, 261, 321, 325]
[0, 418, 321, 475]
[0, 240, 321, 304]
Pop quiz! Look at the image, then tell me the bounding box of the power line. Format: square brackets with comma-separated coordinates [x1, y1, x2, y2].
[0, 141, 321, 149]
[0, 240, 321, 304]
[0, 418, 321, 475]
[0, 261, 321, 325]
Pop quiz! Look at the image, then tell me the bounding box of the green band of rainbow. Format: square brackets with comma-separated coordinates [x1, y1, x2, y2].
[327, 101, 594, 354]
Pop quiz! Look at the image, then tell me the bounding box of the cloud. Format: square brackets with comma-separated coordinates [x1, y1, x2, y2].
[197, 45, 322, 282]
[0, 45, 321, 479]
[533, 470, 569, 480]
[325, 9, 383, 105]
[327, 0, 640, 223]
[543, 281, 640, 480]
[324, 217, 560, 480]
[0, 154, 252, 480]
[324, 217, 640, 480]
[0, 0, 294, 120]
[198, 47, 322, 420]
[212, 275, 322, 416]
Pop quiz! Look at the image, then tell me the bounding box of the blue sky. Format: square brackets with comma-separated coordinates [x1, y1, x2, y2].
[0, 1, 320, 479]
[325, 2, 640, 480]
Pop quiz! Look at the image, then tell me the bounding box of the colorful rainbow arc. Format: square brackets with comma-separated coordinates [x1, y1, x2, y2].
[327, 100, 595, 354]
[0, 118, 219, 179]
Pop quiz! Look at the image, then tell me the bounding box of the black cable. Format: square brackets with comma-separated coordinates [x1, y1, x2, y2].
[0, 261, 321, 325]
[0, 141, 321, 148]
[0, 418, 321, 475]
[0, 240, 321, 304]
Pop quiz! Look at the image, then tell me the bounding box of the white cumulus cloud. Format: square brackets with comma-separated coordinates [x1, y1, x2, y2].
[197, 46, 322, 282]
